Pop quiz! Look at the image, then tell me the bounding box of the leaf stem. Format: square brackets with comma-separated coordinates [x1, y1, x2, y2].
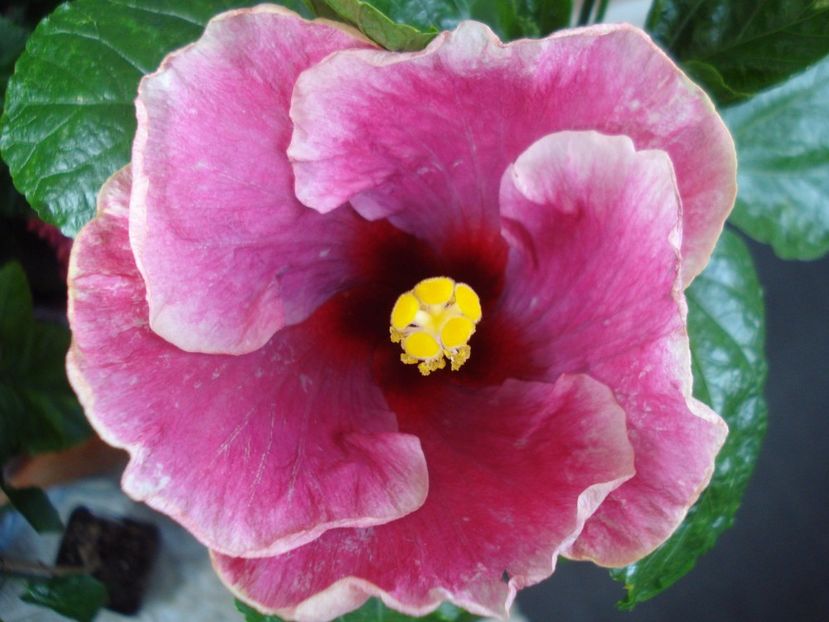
[0, 556, 87, 580]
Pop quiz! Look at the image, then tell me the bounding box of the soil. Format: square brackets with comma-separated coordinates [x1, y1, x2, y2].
[56, 506, 159, 615]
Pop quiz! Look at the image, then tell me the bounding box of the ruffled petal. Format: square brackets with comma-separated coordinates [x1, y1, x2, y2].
[289, 21, 734, 283]
[68, 167, 428, 558]
[564, 335, 727, 565]
[131, 6, 371, 354]
[497, 131, 726, 564]
[498, 130, 683, 374]
[213, 374, 635, 621]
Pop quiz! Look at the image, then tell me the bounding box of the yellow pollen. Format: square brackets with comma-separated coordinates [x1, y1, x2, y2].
[454, 282, 482, 323]
[403, 333, 441, 359]
[441, 316, 474, 348]
[389, 276, 482, 376]
[391, 293, 419, 330]
[414, 277, 455, 305]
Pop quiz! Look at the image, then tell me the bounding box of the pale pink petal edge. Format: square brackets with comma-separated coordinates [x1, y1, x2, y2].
[562, 400, 727, 566]
[562, 283, 728, 565]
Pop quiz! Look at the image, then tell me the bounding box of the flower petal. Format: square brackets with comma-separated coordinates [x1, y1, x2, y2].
[68, 167, 428, 558]
[498, 130, 727, 565]
[498, 130, 683, 373]
[131, 6, 370, 355]
[213, 374, 635, 620]
[564, 336, 727, 565]
[289, 22, 734, 283]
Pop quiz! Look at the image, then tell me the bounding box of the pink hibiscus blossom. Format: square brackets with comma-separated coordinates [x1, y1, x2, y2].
[66, 5, 735, 621]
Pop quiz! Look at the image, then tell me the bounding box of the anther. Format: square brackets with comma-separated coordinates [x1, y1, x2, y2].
[389, 277, 482, 376]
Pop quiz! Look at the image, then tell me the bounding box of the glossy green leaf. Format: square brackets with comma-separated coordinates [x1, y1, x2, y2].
[0, 483, 63, 532]
[321, 0, 571, 49]
[723, 56, 829, 260]
[322, 0, 436, 50]
[681, 60, 751, 105]
[611, 229, 768, 607]
[0, 261, 89, 463]
[0, 0, 309, 237]
[520, 0, 571, 34]
[305, 0, 341, 19]
[645, 0, 829, 104]
[236, 598, 481, 622]
[21, 575, 107, 622]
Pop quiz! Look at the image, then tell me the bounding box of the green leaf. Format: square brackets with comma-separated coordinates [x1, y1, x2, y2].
[21, 575, 107, 622]
[305, 0, 342, 20]
[645, 0, 829, 104]
[0, 483, 63, 532]
[321, 0, 571, 49]
[722, 56, 829, 260]
[520, 0, 572, 33]
[236, 598, 480, 622]
[0, 261, 89, 463]
[236, 601, 279, 622]
[0, 0, 309, 237]
[611, 229, 768, 607]
[681, 60, 751, 104]
[362, 0, 478, 32]
[322, 0, 437, 50]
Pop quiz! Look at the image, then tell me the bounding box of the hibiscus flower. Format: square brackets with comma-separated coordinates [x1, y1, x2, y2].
[67, 6, 735, 621]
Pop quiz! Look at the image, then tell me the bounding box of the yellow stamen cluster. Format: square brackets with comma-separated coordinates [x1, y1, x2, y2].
[390, 276, 482, 376]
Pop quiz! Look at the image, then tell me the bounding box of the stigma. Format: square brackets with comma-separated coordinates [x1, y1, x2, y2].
[390, 276, 482, 376]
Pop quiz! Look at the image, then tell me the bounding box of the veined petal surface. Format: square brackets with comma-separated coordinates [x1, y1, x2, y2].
[214, 374, 635, 621]
[131, 6, 370, 354]
[289, 22, 735, 283]
[498, 131, 727, 564]
[68, 168, 428, 558]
